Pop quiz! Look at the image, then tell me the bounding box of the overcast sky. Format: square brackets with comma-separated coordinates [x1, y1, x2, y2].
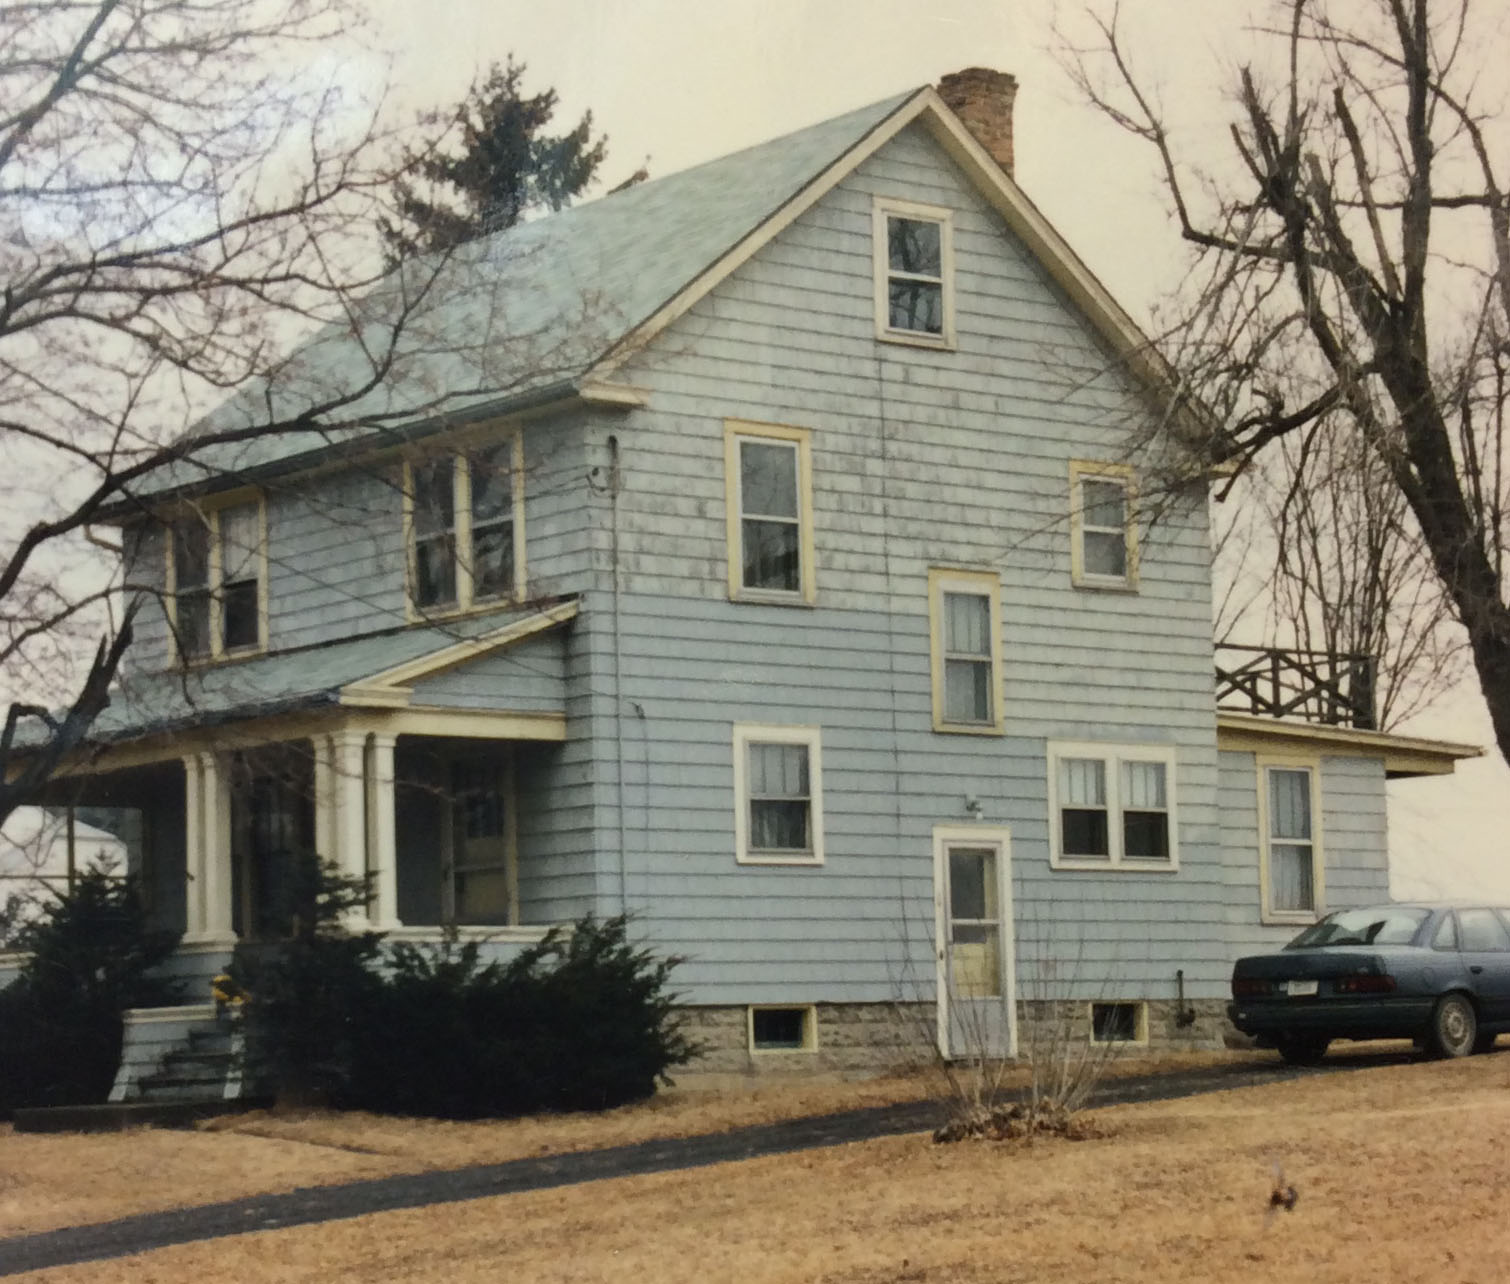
[358, 0, 1508, 899]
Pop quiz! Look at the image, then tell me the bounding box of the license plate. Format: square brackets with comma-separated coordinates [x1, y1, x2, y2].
[1287, 979, 1318, 997]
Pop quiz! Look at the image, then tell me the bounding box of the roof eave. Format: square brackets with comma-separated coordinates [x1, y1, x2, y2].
[98, 378, 648, 525]
[1215, 712, 1482, 779]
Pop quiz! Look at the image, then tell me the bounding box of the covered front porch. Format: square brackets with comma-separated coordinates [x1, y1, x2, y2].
[14, 599, 589, 962]
[33, 709, 580, 949]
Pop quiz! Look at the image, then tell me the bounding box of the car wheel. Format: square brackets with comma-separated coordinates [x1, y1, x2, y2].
[1428, 993, 1477, 1058]
[1276, 1036, 1330, 1065]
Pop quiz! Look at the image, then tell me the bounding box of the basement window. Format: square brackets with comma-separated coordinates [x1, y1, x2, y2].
[749, 1005, 817, 1052]
[1090, 1001, 1146, 1045]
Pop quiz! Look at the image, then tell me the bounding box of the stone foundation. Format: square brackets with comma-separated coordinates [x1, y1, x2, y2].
[678, 997, 1232, 1078]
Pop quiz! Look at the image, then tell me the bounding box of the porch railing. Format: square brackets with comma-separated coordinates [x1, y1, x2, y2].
[1214, 644, 1377, 731]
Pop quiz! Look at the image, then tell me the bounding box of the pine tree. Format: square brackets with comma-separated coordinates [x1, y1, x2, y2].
[381, 57, 608, 264]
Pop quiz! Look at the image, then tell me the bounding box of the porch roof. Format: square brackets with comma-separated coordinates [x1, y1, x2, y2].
[37, 598, 577, 752]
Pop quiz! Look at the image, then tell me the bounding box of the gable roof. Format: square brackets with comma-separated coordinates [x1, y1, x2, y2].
[131, 84, 1178, 506]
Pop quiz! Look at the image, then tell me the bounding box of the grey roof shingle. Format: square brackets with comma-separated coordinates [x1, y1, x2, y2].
[43, 601, 559, 749]
[142, 89, 920, 500]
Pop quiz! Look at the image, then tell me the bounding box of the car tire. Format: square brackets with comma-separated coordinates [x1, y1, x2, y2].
[1276, 1036, 1330, 1065]
[1428, 993, 1477, 1058]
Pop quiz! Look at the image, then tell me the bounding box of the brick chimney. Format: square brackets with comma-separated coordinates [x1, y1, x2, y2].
[937, 68, 1018, 178]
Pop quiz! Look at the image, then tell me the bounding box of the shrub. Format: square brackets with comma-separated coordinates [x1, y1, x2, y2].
[341, 916, 697, 1119]
[227, 851, 383, 1108]
[0, 869, 180, 1114]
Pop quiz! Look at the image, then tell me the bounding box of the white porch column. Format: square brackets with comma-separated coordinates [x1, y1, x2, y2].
[367, 733, 400, 928]
[330, 730, 369, 920]
[182, 752, 232, 943]
[182, 754, 206, 937]
[199, 752, 233, 938]
[312, 734, 335, 864]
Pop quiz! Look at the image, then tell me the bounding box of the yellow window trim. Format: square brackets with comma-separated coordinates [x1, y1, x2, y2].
[723, 420, 816, 606]
[402, 432, 527, 623]
[871, 195, 957, 350]
[163, 492, 270, 665]
[746, 1004, 819, 1054]
[1069, 460, 1139, 591]
[1255, 753, 1326, 926]
[732, 722, 824, 866]
[927, 567, 1004, 735]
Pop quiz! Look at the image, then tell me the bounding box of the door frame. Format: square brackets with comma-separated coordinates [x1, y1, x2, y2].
[932, 824, 1017, 1059]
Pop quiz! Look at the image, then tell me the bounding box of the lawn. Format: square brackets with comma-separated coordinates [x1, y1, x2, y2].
[0, 1048, 1253, 1240]
[5, 1047, 1509, 1282]
[9, 1048, 1502, 1284]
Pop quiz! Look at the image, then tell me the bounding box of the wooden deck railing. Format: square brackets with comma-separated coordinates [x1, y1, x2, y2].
[1214, 645, 1377, 730]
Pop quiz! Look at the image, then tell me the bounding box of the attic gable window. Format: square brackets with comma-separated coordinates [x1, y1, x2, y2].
[873, 197, 955, 349]
[405, 434, 525, 618]
[1069, 461, 1139, 591]
[166, 497, 267, 663]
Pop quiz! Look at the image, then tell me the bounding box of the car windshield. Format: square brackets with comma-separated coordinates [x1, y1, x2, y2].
[1287, 907, 1430, 948]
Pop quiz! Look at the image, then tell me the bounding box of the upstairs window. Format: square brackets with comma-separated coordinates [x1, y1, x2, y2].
[1261, 762, 1323, 921]
[167, 497, 266, 662]
[405, 435, 523, 616]
[734, 724, 824, 866]
[928, 568, 1003, 734]
[725, 421, 815, 604]
[1069, 461, 1138, 590]
[1049, 742, 1178, 870]
[873, 197, 954, 348]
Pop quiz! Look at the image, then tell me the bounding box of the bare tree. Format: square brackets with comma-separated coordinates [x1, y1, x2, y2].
[1063, 0, 1510, 756]
[0, 0, 497, 823]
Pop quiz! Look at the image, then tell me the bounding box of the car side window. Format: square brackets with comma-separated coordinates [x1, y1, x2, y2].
[1432, 913, 1459, 951]
[1458, 909, 1510, 952]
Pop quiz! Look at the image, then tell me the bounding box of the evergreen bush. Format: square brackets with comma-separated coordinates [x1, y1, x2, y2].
[343, 917, 697, 1118]
[0, 869, 180, 1114]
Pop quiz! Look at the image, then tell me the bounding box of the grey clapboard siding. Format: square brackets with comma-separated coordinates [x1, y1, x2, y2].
[407, 628, 567, 713]
[1219, 749, 1390, 961]
[565, 121, 1227, 1004]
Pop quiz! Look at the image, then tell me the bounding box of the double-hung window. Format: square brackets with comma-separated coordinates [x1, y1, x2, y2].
[1048, 742, 1178, 870]
[167, 497, 267, 662]
[873, 197, 954, 347]
[734, 725, 824, 865]
[928, 569, 1003, 734]
[725, 421, 814, 603]
[405, 435, 523, 616]
[1069, 461, 1137, 589]
[1261, 761, 1323, 921]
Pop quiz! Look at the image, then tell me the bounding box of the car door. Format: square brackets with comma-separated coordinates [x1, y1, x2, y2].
[1454, 909, 1510, 1025]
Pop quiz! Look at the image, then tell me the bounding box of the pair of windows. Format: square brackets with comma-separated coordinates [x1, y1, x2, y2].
[1260, 761, 1322, 922]
[404, 437, 523, 615]
[166, 498, 266, 662]
[1048, 742, 1178, 870]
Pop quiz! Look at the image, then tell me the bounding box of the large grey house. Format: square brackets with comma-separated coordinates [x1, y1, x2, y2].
[9, 70, 1476, 1078]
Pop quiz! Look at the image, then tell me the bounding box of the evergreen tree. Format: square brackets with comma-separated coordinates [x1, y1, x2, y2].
[381, 57, 608, 264]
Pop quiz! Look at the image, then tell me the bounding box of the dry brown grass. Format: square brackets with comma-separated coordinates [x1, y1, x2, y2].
[9, 1048, 1510, 1282]
[0, 1047, 1256, 1240]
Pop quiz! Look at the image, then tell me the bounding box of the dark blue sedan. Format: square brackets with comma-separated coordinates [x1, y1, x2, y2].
[1229, 904, 1510, 1063]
